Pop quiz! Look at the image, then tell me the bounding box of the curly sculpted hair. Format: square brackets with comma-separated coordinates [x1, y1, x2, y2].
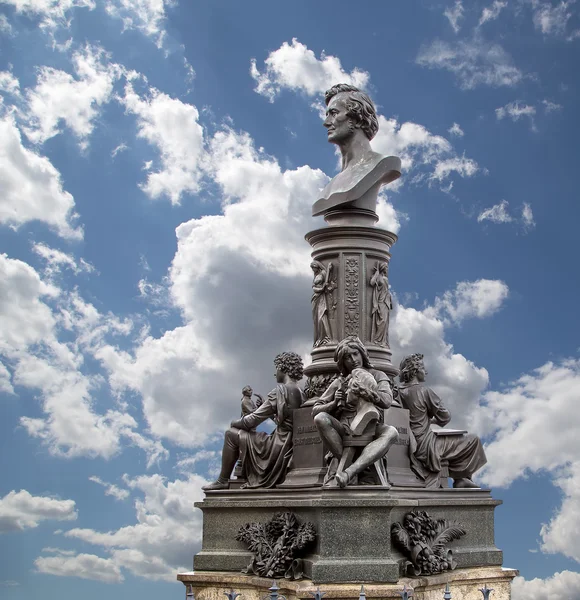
[398, 353, 425, 384]
[274, 352, 304, 382]
[324, 83, 379, 141]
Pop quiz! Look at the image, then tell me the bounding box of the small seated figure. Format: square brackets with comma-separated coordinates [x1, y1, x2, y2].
[312, 337, 399, 488]
[203, 352, 305, 491]
[397, 353, 487, 489]
[240, 386, 263, 421]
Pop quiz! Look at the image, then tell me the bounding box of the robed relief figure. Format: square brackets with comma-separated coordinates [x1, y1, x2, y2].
[203, 352, 305, 491]
[370, 261, 392, 347]
[398, 354, 487, 489]
[311, 260, 335, 347]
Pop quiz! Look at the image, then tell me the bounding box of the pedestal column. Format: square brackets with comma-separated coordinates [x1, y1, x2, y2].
[304, 224, 398, 395]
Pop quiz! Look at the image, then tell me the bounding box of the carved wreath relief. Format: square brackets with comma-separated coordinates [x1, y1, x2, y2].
[391, 510, 466, 576]
[236, 512, 316, 580]
[344, 257, 360, 337]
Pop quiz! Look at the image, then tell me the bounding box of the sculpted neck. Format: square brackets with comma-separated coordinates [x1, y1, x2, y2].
[338, 130, 373, 171]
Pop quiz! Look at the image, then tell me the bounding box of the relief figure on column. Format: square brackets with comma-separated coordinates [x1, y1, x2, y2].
[397, 353, 487, 489]
[370, 260, 392, 347]
[312, 337, 399, 488]
[203, 352, 305, 491]
[311, 260, 335, 348]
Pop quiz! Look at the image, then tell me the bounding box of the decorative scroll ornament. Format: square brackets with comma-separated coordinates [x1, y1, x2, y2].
[391, 510, 466, 576]
[344, 257, 360, 336]
[236, 512, 316, 580]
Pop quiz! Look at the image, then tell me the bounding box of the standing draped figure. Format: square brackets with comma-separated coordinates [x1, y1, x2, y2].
[370, 261, 392, 347]
[311, 260, 333, 347]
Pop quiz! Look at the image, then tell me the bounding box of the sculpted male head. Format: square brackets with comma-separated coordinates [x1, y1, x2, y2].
[273, 352, 304, 382]
[399, 353, 426, 384]
[324, 84, 379, 142]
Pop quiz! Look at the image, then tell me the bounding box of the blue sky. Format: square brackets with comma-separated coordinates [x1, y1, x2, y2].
[0, 0, 579, 598]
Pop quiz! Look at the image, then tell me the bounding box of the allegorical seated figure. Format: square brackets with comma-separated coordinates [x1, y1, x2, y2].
[312, 337, 399, 488]
[203, 352, 305, 491]
[312, 83, 401, 220]
[397, 354, 487, 489]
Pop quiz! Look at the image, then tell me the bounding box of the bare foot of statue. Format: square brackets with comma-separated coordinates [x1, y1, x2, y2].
[453, 478, 479, 489]
[335, 471, 350, 488]
[202, 478, 229, 491]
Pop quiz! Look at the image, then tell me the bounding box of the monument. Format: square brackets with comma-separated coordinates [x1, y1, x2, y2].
[178, 85, 517, 599]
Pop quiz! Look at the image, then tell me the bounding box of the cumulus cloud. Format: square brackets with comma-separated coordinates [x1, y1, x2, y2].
[478, 200, 536, 231]
[0, 0, 95, 32]
[478, 0, 508, 26]
[88, 476, 130, 501]
[513, 571, 580, 599]
[35, 551, 122, 583]
[121, 83, 206, 203]
[478, 200, 513, 224]
[496, 101, 536, 129]
[23, 45, 122, 148]
[0, 254, 166, 463]
[444, 0, 464, 33]
[105, 0, 175, 49]
[64, 473, 206, 581]
[532, 0, 575, 37]
[0, 116, 82, 239]
[425, 279, 509, 326]
[32, 242, 94, 278]
[448, 122, 464, 137]
[416, 37, 524, 89]
[0, 489, 77, 532]
[250, 38, 369, 102]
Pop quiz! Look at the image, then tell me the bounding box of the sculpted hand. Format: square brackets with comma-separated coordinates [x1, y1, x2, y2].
[334, 389, 345, 407]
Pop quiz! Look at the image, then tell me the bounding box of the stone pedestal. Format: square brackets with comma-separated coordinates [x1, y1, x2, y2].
[179, 566, 518, 599]
[194, 486, 503, 584]
[305, 225, 398, 386]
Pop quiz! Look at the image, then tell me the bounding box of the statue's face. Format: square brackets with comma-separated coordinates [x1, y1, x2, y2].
[343, 348, 363, 372]
[416, 362, 426, 382]
[324, 94, 355, 144]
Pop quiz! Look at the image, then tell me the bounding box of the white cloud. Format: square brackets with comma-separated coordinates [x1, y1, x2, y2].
[23, 45, 122, 149]
[111, 142, 128, 157]
[444, 0, 464, 33]
[88, 476, 130, 501]
[542, 99, 563, 112]
[478, 0, 508, 26]
[431, 155, 479, 182]
[522, 202, 536, 230]
[532, 0, 574, 36]
[35, 551, 123, 583]
[425, 279, 509, 326]
[416, 37, 524, 89]
[250, 38, 370, 102]
[32, 242, 94, 277]
[105, 0, 175, 48]
[496, 101, 536, 129]
[478, 199, 513, 224]
[448, 122, 464, 137]
[0, 489, 77, 532]
[0, 14, 14, 35]
[121, 83, 206, 204]
[477, 200, 536, 231]
[65, 473, 207, 581]
[0, 0, 95, 32]
[0, 361, 13, 394]
[0, 116, 82, 239]
[513, 571, 580, 600]
[0, 254, 166, 463]
[0, 70, 20, 95]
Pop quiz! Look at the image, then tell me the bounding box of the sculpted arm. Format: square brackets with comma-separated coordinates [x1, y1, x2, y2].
[426, 387, 451, 427]
[373, 371, 394, 410]
[311, 378, 341, 417]
[231, 391, 276, 430]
